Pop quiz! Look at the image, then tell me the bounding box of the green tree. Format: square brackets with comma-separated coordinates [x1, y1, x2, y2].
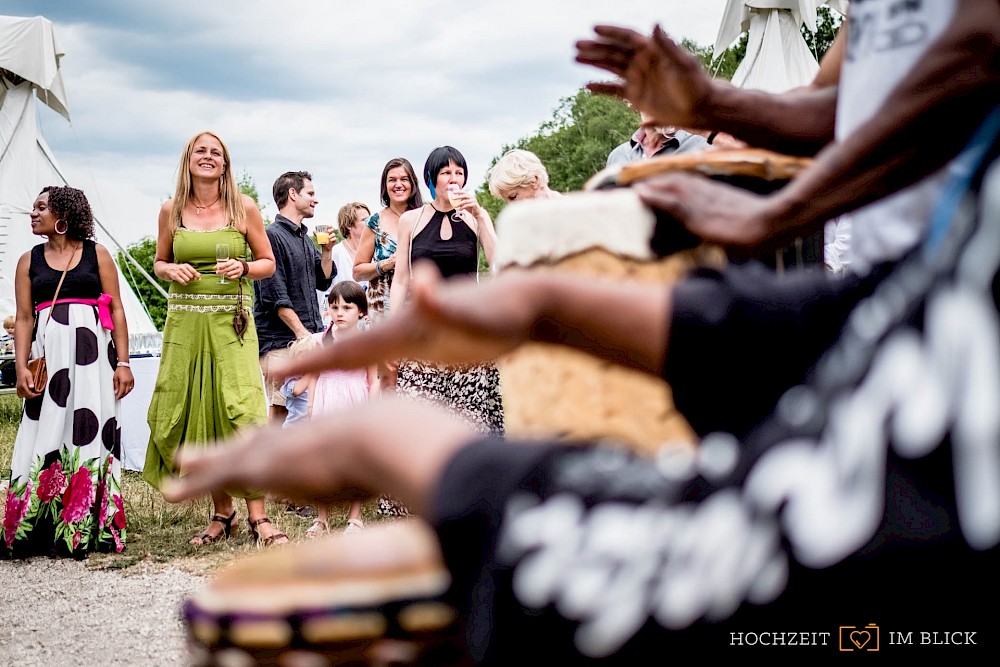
[801, 6, 844, 63]
[116, 237, 169, 330]
[476, 90, 639, 221]
[684, 35, 749, 81]
[239, 170, 269, 224]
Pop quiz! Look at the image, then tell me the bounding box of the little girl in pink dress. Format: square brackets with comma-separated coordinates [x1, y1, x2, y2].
[307, 281, 379, 537]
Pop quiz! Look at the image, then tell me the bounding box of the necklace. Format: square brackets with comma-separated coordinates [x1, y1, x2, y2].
[344, 237, 360, 255]
[192, 195, 221, 215]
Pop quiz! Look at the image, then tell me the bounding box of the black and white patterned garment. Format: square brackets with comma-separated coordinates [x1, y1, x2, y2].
[430, 125, 1000, 662]
[381, 360, 505, 519]
[397, 360, 505, 438]
[2, 241, 125, 557]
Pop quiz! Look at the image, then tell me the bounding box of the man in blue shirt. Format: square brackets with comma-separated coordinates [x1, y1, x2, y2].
[254, 171, 334, 425]
[606, 111, 709, 167]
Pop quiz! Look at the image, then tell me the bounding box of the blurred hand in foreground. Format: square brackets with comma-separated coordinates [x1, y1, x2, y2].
[162, 398, 475, 517]
[576, 24, 716, 130]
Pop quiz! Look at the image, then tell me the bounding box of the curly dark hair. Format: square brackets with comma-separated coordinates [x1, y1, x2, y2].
[40, 186, 95, 241]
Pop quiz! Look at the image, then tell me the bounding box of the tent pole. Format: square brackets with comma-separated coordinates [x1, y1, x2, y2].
[35, 137, 169, 300]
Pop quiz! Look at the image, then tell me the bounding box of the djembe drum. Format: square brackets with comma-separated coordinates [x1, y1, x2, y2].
[497, 149, 813, 456]
[183, 521, 464, 667]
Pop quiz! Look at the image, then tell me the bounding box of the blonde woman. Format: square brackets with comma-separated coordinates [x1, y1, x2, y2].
[331, 202, 370, 289]
[487, 149, 563, 203]
[143, 131, 286, 547]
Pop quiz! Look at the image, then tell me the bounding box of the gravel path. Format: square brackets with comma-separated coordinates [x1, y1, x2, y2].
[0, 559, 203, 666]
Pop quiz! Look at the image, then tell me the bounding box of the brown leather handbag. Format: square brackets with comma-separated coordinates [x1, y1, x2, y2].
[26, 357, 47, 392]
[27, 244, 78, 393]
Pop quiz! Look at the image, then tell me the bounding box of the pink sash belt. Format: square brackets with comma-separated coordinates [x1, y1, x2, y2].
[35, 294, 115, 331]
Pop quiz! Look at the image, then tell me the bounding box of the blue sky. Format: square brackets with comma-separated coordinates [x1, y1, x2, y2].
[3, 0, 730, 247]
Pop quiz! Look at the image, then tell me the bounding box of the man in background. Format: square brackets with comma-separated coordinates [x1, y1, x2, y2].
[254, 171, 335, 426]
[606, 111, 709, 167]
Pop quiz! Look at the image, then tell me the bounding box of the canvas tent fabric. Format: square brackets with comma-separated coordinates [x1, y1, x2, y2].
[0, 15, 69, 120]
[0, 15, 156, 333]
[714, 0, 848, 94]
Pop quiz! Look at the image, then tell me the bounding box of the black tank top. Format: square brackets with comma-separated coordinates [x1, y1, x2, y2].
[29, 240, 103, 307]
[410, 208, 478, 279]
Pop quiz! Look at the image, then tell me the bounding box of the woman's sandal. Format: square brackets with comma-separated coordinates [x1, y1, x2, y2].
[305, 519, 329, 539]
[190, 510, 237, 547]
[248, 517, 289, 547]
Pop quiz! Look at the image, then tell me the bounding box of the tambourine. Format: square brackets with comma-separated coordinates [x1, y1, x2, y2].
[495, 149, 813, 456]
[183, 521, 464, 666]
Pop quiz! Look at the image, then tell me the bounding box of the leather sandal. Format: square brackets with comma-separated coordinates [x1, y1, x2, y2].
[305, 519, 329, 539]
[248, 517, 289, 547]
[190, 510, 237, 547]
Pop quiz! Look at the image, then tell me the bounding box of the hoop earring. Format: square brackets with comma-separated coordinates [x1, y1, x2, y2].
[54, 220, 68, 235]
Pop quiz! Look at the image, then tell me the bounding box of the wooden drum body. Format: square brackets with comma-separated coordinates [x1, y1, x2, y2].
[496, 149, 812, 456]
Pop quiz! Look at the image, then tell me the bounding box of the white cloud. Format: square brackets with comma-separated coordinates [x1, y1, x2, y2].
[15, 0, 731, 245]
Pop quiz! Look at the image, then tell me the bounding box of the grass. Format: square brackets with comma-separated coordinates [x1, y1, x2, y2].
[1, 393, 380, 571]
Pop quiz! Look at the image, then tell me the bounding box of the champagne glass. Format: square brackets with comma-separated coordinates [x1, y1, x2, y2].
[447, 185, 465, 223]
[215, 243, 231, 284]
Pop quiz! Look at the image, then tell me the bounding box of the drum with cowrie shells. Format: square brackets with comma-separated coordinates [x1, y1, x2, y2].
[182, 521, 466, 666]
[496, 149, 813, 456]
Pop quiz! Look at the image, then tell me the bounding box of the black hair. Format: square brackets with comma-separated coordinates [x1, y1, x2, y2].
[423, 146, 468, 190]
[272, 171, 313, 209]
[379, 158, 423, 210]
[328, 280, 368, 316]
[40, 186, 95, 241]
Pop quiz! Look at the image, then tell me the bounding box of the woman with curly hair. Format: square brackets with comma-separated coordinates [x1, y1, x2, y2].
[1, 186, 134, 558]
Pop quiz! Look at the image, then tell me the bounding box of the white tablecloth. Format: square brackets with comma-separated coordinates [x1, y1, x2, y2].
[121, 355, 159, 471]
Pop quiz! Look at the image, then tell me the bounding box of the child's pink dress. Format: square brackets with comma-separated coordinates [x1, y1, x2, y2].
[311, 332, 369, 415]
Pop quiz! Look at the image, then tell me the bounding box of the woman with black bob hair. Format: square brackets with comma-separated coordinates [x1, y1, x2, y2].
[3, 185, 134, 557]
[389, 145, 503, 437]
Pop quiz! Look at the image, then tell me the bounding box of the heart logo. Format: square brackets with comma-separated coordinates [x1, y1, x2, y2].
[850, 631, 871, 649]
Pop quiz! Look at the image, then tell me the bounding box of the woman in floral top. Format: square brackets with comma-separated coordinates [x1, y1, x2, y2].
[353, 158, 423, 318]
[352, 158, 423, 517]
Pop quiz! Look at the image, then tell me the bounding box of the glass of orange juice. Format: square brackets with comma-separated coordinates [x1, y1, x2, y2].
[315, 224, 330, 245]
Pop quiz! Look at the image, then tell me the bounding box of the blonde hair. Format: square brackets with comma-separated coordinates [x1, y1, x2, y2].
[2, 315, 14, 330]
[288, 335, 320, 357]
[169, 131, 246, 234]
[337, 202, 370, 239]
[487, 149, 549, 199]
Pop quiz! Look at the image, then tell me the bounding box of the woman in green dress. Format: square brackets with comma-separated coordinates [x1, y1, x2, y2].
[144, 131, 287, 547]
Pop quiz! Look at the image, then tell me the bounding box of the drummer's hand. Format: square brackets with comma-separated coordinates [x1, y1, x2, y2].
[634, 173, 778, 251]
[161, 398, 475, 516]
[15, 366, 41, 399]
[271, 263, 541, 379]
[113, 366, 134, 400]
[163, 262, 201, 285]
[576, 24, 716, 128]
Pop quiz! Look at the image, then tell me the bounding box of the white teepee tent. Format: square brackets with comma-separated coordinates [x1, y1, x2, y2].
[714, 0, 848, 94]
[0, 15, 157, 333]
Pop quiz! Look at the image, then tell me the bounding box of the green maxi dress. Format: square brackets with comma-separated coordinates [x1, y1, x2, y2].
[143, 226, 266, 496]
